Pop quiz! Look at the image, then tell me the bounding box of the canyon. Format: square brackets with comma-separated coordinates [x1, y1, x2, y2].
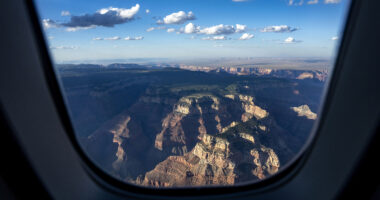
[58, 64, 325, 187]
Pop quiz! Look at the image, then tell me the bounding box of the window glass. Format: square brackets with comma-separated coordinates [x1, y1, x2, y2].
[35, 0, 349, 188]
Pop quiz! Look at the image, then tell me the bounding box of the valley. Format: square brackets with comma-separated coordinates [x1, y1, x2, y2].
[57, 64, 326, 187]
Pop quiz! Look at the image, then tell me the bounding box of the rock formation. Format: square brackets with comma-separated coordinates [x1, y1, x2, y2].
[291, 105, 317, 120]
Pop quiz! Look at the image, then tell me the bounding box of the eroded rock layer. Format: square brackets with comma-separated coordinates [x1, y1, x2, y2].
[67, 67, 325, 188]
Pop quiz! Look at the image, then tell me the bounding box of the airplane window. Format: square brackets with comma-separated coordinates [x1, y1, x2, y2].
[34, 0, 350, 188]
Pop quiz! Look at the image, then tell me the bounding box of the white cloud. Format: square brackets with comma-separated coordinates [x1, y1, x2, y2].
[181, 23, 200, 34]
[178, 23, 247, 36]
[285, 37, 296, 43]
[307, 0, 319, 4]
[42, 19, 59, 29]
[47, 4, 141, 31]
[283, 37, 302, 43]
[146, 9, 150, 14]
[93, 37, 103, 40]
[331, 36, 339, 40]
[167, 28, 175, 33]
[104, 36, 121, 40]
[232, 0, 249, 2]
[239, 33, 254, 40]
[48, 36, 54, 40]
[324, 0, 340, 4]
[201, 36, 227, 40]
[61, 11, 71, 16]
[146, 26, 167, 32]
[65, 26, 96, 32]
[159, 11, 195, 24]
[199, 24, 236, 35]
[124, 36, 144, 40]
[50, 46, 77, 50]
[261, 25, 298, 33]
[97, 5, 140, 19]
[236, 24, 247, 33]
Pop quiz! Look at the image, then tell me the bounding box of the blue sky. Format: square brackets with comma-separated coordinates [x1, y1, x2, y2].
[35, 0, 349, 63]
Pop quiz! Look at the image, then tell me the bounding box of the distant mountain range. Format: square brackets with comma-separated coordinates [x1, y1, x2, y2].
[57, 63, 329, 81]
[57, 64, 326, 187]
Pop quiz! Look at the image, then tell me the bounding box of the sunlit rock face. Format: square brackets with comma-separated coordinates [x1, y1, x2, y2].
[141, 134, 236, 187]
[139, 94, 277, 187]
[153, 94, 268, 155]
[63, 66, 325, 188]
[250, 146, 280, 179]
[141, 131, 280, 187]
[291, 105, 317, 120]
[238, 95, 268, 121]
[296, 72, 314, 80]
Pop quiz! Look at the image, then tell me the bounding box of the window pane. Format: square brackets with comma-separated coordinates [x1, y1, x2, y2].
[34, 0, 350, 188]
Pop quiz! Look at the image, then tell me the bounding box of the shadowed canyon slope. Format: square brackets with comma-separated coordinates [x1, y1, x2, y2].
[58, 64, 325, 187]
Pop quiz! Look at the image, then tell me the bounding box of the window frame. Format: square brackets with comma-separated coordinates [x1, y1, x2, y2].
[1, 0, 379, 199]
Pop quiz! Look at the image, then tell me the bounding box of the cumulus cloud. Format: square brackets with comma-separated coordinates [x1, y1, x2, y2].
[50, 46, 77, 50]
[159, 11, 195, 24]
[177, 23, 247, 36]
[307, 0, 319, 4]
[146, 9, 150, 14]
[199, 24, 236, 35]
[42, 19, 59, 29]
[261, 25, 298, 33]
[239, 33, 254, 40]
[65, 5, 139, 28]
[236, 24, 247, 33]
[331, 36, 339, 40]
[283, 37, 302, 43]
[180, 23, 200, 34]
[61, 11, 71, 16]
[44, 4, 140, 32]
[124, 36, 144, 40]
[324, 0, 340, 3]
[201, 36, 228, 40]
[167, 28, 175, 33]
[146, 26, 167, 32]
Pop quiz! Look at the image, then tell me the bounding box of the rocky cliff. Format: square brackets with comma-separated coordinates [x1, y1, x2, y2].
[135, 94, 281, 187]
[62, 67, 324, 188]
[291, 105, 317, 120]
